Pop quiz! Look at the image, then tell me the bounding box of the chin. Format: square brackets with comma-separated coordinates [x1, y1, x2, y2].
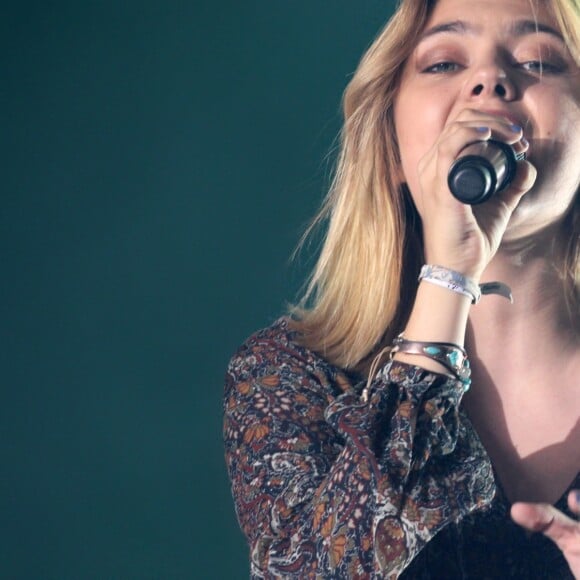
[501, 208, 570, 254]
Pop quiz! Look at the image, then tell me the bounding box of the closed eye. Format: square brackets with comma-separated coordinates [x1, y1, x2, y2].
[422, 61, 462, 73]
[518, 60, 565, 74]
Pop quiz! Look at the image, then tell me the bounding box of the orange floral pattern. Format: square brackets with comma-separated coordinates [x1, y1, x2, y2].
[224, 318, 577, 578]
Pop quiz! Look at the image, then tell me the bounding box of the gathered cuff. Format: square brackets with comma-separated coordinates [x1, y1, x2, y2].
[326, 360, 467, 467]
[323, 360, 495, 573]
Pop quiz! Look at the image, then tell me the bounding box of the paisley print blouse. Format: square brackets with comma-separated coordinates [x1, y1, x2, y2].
[223, 318, 577, 578]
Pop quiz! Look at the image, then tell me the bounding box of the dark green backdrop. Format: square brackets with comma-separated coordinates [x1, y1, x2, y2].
[3, 1, 395, 577]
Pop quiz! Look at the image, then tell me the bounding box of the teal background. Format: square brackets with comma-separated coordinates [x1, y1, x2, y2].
[3, 1, 395, 578]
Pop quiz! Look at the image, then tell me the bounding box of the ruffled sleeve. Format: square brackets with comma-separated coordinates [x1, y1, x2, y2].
[223, 320, 495, 578]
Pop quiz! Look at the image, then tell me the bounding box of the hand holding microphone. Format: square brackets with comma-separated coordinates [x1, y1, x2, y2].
[413, 113, 537, 280]
[448, 139, 526, 205]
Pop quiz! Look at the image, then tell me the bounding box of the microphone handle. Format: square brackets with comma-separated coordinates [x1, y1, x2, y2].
[448, 140, 522, 205]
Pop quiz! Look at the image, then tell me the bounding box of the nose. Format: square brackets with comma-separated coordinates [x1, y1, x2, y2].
[464, 62, 517, 101]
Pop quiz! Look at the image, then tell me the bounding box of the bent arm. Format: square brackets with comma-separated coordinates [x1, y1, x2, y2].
[223, 324, 494, 578]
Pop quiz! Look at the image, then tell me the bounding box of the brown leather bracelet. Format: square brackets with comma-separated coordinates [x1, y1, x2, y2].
[391, 334, 472, 388]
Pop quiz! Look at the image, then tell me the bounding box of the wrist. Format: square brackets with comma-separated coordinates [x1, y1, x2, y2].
[404, 282, 471, 346]
[423, 254, 485, 281]
[419, 264, 513, 305]
[419, 264, 482, 303]
[391, 335, 472, 388]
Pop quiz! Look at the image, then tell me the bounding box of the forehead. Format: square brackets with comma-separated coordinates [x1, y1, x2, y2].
[416, 0, 568, 51]
[426, 0, 557, 29]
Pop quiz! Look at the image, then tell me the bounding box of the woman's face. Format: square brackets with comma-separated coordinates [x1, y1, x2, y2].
[393, 0, 580, 240]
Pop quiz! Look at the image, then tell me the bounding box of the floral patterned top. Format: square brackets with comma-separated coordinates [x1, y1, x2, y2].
[223, 318, 577, 578]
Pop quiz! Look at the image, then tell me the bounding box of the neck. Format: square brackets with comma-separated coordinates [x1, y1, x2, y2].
[467, 231, 578, 374]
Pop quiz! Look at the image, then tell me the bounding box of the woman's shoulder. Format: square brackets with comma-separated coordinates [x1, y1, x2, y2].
[232, 316, 311, 358]
[226, 316, 359, 398]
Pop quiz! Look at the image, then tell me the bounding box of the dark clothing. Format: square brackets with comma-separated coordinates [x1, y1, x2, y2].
[224, 318, 576, 578]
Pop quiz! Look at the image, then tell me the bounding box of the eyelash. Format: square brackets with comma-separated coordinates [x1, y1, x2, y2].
[421, 59, 565, 75]
[517, 60, 564, 74]
[422, 61, 462, 73]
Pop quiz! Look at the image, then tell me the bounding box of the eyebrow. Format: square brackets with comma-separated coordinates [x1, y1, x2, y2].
[510, 19, 564, 41]
[420, 19, 565, 43]
[420, 20, 469, 40]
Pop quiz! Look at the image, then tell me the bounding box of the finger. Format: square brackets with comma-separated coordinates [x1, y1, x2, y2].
[511, 502, 579, 548]
[509, 134, 529, 157]
[427, 123, 527, 188]
[425, 125, 491, 167]
[568, 490, 580, 516]
[499, 159, 537, 208]
[451, 109, 526, 145]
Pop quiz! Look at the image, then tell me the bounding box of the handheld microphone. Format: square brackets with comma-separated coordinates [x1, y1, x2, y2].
[448, 140, 525, 205]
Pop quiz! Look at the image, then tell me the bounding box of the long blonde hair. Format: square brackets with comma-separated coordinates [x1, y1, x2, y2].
[291, 0, 580, 370]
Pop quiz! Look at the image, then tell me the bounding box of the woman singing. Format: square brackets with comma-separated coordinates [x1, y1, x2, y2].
[224, 0, 580, 576]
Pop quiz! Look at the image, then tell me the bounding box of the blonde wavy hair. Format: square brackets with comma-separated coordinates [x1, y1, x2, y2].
[291, 0, 580, 371]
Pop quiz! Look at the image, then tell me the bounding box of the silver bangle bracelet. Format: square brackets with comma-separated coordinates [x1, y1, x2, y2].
[418, 264, 513, 304]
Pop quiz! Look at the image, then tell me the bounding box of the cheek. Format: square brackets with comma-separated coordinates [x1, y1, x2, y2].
[394, 90, 448, 196]
[527, 92, 580, 167]
[523, 94, 580, 212]
[556, 98, 580, 146]
[526, 85, 580, 140]
[554, 109, 580, 202]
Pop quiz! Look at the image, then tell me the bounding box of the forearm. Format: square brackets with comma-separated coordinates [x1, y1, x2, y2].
[393, 281, 472, 375]
[227, 354, 492, 577]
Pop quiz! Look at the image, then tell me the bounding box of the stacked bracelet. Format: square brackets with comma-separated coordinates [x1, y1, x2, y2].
[419, 264, 513, 304]
[391, 334, 472, 389]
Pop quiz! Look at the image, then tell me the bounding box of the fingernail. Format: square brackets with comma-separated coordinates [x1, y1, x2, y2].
[574, 490, 580, 504]
[521, 137, 529, 148]
[476, 126, 489, 133]
[510, 123, 522, 133]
